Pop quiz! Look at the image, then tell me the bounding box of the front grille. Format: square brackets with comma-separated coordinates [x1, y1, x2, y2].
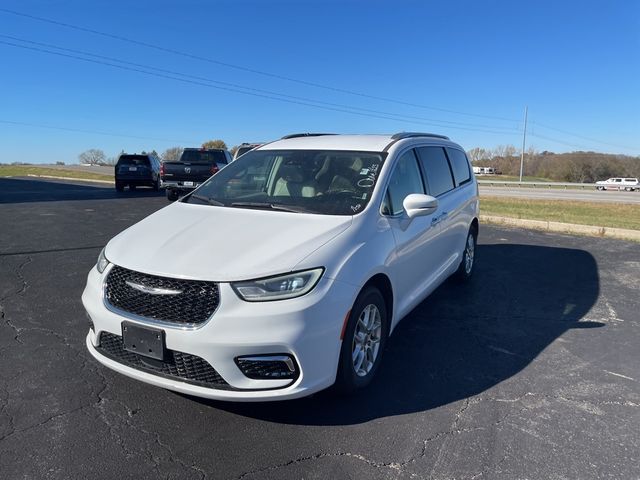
[97, 332, 231, 389]
[105, 265, 220, 325]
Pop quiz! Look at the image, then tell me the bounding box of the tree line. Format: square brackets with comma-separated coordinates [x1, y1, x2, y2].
[76, 141, 639, 184]
[467, 146, 640, 183]
[77, 139, 235, 165]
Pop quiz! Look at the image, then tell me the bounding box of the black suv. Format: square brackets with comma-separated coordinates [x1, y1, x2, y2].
[115, 153, 161, 192]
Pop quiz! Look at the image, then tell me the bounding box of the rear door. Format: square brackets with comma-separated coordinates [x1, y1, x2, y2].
[415, 146, 469, 275]
[116, 155, 152, 179]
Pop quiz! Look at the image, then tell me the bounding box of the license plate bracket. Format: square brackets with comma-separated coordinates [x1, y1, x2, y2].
[122, 322, 165, 360]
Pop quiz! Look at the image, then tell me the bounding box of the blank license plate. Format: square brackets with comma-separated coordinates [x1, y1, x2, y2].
[183, 181, 194, 187]
[128, 166, 137, 171]
[122, 322, 165, 360]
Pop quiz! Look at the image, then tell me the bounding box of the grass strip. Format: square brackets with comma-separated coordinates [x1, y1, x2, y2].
[481, 196, 640, 231]
[0, 165, 113, 182]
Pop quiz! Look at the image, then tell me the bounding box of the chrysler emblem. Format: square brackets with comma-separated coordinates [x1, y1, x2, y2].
[125, 281, 183, 296]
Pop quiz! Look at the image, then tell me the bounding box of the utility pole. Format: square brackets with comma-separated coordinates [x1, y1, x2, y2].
[519, 106, 528, 182]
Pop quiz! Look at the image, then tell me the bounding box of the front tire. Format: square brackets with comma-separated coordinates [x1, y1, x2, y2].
[335, 287, 388, 394]
[166, 189, 179, 201]
[455, 227, 477, 282]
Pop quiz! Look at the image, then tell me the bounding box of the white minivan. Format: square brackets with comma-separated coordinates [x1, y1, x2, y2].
[83, 132, 479, 401]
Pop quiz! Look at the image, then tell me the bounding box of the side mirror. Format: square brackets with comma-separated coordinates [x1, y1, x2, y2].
[403, 193, 438, 218]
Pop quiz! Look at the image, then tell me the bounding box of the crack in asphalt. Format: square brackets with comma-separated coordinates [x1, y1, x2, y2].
[232, 388, 639, 480]
[234, 451, 406, 480]
[0, 255, 32, 345]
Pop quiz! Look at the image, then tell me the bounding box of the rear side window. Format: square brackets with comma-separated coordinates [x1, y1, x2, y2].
[383, 149, 424, 215]
[181, 150, 227, 164]
[117, 155, 150, 167]
[416, 147, 454, 197]
[446, 148, 471, 187]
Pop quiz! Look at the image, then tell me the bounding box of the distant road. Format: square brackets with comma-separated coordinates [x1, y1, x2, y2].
[11, 168, 640, 205]
[480, 186, 640, 204]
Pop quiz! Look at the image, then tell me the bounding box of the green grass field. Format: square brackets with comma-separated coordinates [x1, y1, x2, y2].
[0, 165, 113, 182]
[481, 196, 640, 231]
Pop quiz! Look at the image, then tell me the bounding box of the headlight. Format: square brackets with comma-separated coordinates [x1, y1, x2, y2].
[96, 248, 110, 273]
[231, 268, 324, 302]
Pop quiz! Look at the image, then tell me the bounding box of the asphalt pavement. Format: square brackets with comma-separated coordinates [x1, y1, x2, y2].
[480, 186, 640, 204]
[1, 177, 639, 479]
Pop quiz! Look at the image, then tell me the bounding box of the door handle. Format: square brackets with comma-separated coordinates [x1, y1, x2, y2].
[431, 211, 448, 226]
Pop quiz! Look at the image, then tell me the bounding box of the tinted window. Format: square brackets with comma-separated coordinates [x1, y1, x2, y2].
[446, 148, 471, 186]
[180, 150, 228, 164]
[117, 155, 150, 167]
[416, 147, 454, 196]
[383, 150, 424, 216]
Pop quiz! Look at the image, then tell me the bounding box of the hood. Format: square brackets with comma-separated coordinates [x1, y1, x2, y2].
[105, 202, 352, 281]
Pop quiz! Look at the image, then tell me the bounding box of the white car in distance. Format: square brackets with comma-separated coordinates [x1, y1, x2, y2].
[595, 177, 639, 191]
[82, 132, 480, 401]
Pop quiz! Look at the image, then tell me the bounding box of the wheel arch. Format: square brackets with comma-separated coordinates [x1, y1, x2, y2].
[470, 217, 479, 237]
[361, 273, 394, 334]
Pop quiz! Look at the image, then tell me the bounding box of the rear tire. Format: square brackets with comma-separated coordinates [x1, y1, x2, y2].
[129, 184, 137, 191]
[455, 226, 477, 282]
[335, 287, 388, 394]
[166, 189, 179, 201]
[153, 179, 160, 191]
[115, 181, 124, 192]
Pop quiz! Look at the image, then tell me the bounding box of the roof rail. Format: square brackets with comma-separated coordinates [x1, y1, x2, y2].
[390, 132, 450, 141]
[280, 133, 336, 140]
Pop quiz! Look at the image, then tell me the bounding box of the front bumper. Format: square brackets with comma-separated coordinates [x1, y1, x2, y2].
[82, 266, 355, 401]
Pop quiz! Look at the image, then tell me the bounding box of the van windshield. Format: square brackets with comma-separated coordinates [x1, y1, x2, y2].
[184, 149, 387, 215]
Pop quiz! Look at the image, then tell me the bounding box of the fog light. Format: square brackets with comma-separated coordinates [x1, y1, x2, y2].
[235, 355, 299, 380]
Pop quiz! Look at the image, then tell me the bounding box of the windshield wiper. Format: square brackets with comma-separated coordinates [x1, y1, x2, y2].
[230, 201, 312, 214]
[187, 194, 225, 206]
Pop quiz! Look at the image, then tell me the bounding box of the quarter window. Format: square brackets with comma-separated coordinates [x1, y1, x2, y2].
[416, 147, 454, 197]
[383, 150, 424, 215]
[446, 148, 471, 187]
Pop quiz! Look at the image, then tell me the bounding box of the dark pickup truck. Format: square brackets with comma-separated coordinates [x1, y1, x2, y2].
[161, 148, 232, 201]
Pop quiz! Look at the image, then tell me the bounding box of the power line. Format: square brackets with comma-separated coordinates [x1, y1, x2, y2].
[0, 39, 522, 136]
[0, 119, 200, 144]
[0, 7, 520, 123]
[0, 34, 521, 133]
[528, 132, 632, 153]
[532, 121, 639, 152]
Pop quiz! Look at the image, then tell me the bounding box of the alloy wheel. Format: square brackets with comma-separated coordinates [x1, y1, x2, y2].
[352, 304, 382, 377]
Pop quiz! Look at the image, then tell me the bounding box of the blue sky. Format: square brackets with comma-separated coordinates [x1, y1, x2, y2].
[0, 0, 638, 164]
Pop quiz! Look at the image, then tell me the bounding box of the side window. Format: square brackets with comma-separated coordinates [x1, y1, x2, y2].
[446, 148, 471, 187]
[383, 149, 424, 215]
[416, 147, 454, 196]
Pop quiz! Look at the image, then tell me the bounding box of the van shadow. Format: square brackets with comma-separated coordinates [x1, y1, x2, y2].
[200, 243, 602, 425]
[0, 177, 164, 204]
